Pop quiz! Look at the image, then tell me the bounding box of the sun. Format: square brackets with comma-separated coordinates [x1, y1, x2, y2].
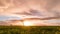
[23, 21, 33, 26]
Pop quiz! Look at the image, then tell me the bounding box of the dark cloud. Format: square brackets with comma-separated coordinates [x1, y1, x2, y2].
[15, 9, 41, 16]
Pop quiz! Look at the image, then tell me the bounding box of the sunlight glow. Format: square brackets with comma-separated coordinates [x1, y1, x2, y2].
[23, 21, 33, 26]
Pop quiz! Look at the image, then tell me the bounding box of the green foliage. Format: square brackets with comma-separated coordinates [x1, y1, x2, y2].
[0, 26, 60, 34]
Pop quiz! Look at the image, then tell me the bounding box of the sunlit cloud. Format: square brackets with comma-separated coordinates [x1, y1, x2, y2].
[0, 0, 60, 26]
[0, 0, 60, 18]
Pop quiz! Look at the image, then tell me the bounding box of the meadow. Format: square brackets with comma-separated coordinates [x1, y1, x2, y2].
[0, 26, 60, 34]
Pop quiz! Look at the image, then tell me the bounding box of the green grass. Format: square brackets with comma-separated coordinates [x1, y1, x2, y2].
[0, 26, 60, 34]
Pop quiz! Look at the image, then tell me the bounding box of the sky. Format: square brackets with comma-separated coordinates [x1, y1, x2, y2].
[0, 0, 60, 25]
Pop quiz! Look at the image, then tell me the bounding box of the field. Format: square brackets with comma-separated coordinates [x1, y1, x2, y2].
[0, 26, 60, 34]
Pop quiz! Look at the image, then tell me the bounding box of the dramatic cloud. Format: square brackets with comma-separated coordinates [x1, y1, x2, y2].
[0, 0, 60, 18]
[0, 0, 60, 26]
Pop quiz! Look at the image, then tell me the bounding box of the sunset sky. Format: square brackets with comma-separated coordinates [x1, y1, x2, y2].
[0, 0, 60, 26]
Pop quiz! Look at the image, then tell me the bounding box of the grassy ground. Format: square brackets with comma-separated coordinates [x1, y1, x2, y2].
[0, 26, 60, 34]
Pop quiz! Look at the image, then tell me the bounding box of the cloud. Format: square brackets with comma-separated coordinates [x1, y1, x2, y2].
[0, 0, 60, 24]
